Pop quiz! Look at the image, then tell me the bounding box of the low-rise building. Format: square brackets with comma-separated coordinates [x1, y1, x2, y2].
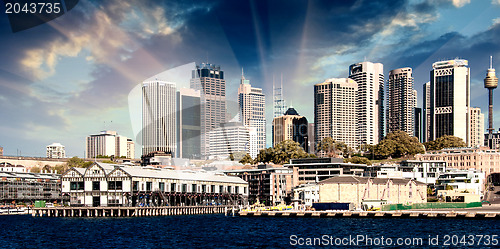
[223, 166, 293, 205]
[0, 171, 60, 204]
[293, 184, 319, 207]
[415, 147, 500, 176]
[437, 189, 481, 203]
[61, 162, 248, 207]
[436, 169, 485, 198]
[0, 162, 27, 173]
[318, 176, 427, 210]
[46, 143, 66, 159]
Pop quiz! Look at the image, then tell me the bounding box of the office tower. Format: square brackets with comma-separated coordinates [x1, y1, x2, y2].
[386, 67, 416, 136]
[86, 130, 133, 158]
[46, 143, 65, 159]
[424, 59, 470, 145]
[423, 82, 431, 142]
[142, 80, 176, 156]
[414, 108, 422, 142]
[314, 78, 358, 150]
[348, 61, 384, 145]
[273, 74, 287, 118]
[308, 123, 315, 154]
[176, 88, 201, 159]
[126, 139, 135, 159]
[272, 107, 308, 152]
[484, 56, 499, 149]
[190, 63, 226, 158]
[469, 107, 484, 147]
[208, 122, 250, 158]
[238, 70, 266, 158]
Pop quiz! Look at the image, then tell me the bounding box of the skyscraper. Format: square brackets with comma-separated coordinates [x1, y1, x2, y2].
[87, 130, 134, 158]
[348, 61, 384, 145]
[386, 67, 416, 136]
[208, 122, 250, 159]
[142, 80, 176, 156]
[190, 63, 227, 158]
[469, 107, 484, 147]
[272, 107, 308, 152]
[314, 78, 358, 149]
[424, 59, 470, 145]
[423, 81, 431, 142]
[273, 74, 287, 118]
[176, 88, 201, 159]
[238, 69, 266, 159]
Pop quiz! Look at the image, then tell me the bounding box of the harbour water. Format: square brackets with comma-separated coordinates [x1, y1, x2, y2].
[1, 214, 499, 248]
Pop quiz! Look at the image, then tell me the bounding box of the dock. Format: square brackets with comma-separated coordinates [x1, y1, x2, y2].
[238, 210, 500, 219]
[32, 205, 237, 217]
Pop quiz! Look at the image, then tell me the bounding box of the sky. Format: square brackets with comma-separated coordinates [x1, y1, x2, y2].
[1, 0, 500, 158]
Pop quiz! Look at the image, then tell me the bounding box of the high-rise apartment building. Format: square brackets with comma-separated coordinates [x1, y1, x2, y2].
[424, 59, 470, 145]
[272, 107, 308, 152]
[142, 80, 176, 156]
[86, 130, 134, 158]
[190, 63, 226, 158]
[176, 88, 201, 159]
[348, 62, 384, 145]
[386, 67, 416, 136]
[46, 143, 65, 159]
[470, 107, 484, 147]
[208, 122, 250, 159]
[314, 78, 358, 149]
[238, 70, 266, 159]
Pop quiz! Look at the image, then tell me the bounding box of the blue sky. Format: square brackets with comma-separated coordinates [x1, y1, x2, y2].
[1, 0, 500, 158]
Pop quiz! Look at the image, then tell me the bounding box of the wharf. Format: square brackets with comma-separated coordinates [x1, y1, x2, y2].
[238, 210, 500, 219]
[32, 205, 236, 217]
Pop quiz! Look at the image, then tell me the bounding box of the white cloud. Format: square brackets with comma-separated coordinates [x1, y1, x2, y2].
[451, 0, 470, 8]
[494, 18, 500, 26]
[493, 0, 500, 5]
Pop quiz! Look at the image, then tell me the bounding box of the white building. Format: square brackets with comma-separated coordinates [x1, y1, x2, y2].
[142, 80, 176, 156]
[376, 161, 447, 185]
[86, 130, 134, 159]
[386, 67, 416, 137]
[424, 59, 470, 145]
[61, 162, 248, 207]
[469, 107, 484, 147]
[238, 70, 266, 159]
[208, 122, 250, 159]
[314, 78, 358, 149]
[348, 61, 384, 144]
[436, 169, 485, 198]
[46, 142, 65, 159]
[293, 184, 319, 207]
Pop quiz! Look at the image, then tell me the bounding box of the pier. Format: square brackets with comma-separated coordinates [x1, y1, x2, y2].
[238, 210, 500, 219]
[32, 205, 236, 217]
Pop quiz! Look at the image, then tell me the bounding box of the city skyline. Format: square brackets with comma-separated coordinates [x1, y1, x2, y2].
[1, 1, 500, 157]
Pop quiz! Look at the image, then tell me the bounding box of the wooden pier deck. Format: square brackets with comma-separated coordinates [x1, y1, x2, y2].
[32, 205, 236, 217]
[238, 210, 500, 219]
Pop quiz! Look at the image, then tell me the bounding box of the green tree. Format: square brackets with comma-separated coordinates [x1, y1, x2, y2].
[239, 153, 254, 165]
[423, 135, 466, 151]
[344, 156, 372, 165]
[255, 140, 314, 164]
[229, 153, 235, 161]
[256, 147, 274, 164]
[374, 131, 424, 159]
[66, 156, 93, 168]
[317, 137, 352, 158]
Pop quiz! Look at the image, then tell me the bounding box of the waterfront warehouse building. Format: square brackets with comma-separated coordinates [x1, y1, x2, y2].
[223, 166, 293, 206]
[0, 170, 60, 204]
[46, 142, 66, 159]
[272, 107, 309, 152]
[142, 80, 177, 156]
[176, 88, 201, 159]
[423, 59, 470, 145]
[61, 162, 248, 207]
[86, 130, 134, 159]
[190, 63, 227, 159]
[348, 61, 384, 144]
[314, 78, 358, 150]
[386, 67, 416, 137]
[318, 176, 427, 210]
[238, 71, 266, 159]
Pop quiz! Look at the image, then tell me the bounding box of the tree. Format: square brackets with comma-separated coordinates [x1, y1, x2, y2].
[374, 131, 425, 159]
[255, 140, 314, 164]
[423, 135, 466, 151]
[344, 156, 372, 165]
[239, 153, 254, 165]
[317, 137, 353, 158]
[66, 156, 93, 169]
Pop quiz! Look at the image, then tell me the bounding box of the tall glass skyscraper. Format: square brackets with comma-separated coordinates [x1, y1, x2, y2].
[386, 67, 416, 137]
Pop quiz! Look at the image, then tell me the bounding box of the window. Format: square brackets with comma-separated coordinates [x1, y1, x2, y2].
[182, 184, 187, 193]
[235, 186, 239, 194]
[108, 181, 123, 190]
[133, 181, 139, 191]
[146, 182, 152, 191]
[70, 181, 84, 190]
[159, 182, 165, 192]
[171, 183, 176, 192]
[192, 184, 197, 193]
[219, 185, 224, 193]
[92, 181, 100, 191]
[202, 185, 206, 193]
[211, 185, 215, 193]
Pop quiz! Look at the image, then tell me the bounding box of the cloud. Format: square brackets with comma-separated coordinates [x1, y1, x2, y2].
[493, 0, 500, 5]
[451, 0, 470, 8]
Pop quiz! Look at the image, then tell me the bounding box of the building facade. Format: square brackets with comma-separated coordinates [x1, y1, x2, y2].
[61, 162, 248, 207]
[272, 107, 308, 152]
[190, 63, 227, 159]
[142, 80, 176, 156]
[46, 143, 66, 159]
[238, 71, 266, 158]
[348, 61, 384, 145]
[86, 130, 134, 159]
[314, 78, 358, 149]
[424, 59, 471, 145]
[386, 67, 416, 137]
[0, 171, 60, 204]
[208, 122, 250, 159]
[176, 88, 201, 159]
[470, 107, 485, 147]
